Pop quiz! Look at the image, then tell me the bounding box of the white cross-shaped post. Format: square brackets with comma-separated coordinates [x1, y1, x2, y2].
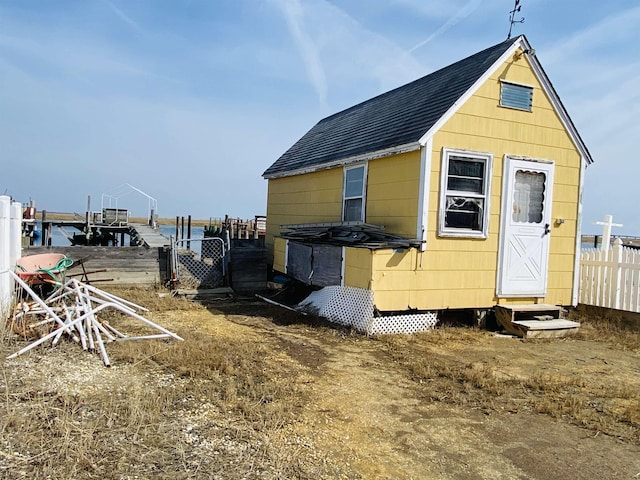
[594, 215, 623, 256]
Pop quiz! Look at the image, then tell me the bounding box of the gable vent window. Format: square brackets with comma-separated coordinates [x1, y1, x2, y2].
[500, 81, 533, 111]
[439, 148, 493, 238]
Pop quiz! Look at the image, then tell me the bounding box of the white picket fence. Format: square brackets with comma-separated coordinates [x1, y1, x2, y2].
[1, 196, 23, 320]
[580, 238, 640, 312]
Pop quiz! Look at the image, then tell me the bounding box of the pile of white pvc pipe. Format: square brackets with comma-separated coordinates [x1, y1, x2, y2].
[6, 273, 183, 367]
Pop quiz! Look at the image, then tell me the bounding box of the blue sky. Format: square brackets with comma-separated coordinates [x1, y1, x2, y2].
[0, 0, 638, 234]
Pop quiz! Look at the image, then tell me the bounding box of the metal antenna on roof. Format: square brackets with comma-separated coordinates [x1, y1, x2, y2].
[507, 0, 525, 39]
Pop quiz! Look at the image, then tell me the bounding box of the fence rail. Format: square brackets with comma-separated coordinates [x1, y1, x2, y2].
[580, 238, 640, 312]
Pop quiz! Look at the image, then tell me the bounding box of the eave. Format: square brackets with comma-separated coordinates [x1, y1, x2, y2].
[262, 141, 421, 179]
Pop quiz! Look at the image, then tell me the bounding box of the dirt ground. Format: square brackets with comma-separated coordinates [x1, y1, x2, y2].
[1, 294, 639, 479]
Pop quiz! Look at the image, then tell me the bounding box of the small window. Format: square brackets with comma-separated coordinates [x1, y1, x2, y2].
[500, 81, 533, 111]
[343, 164, 366, 222]
[512, 170, 546, 223]
[439, 149, 492, 238]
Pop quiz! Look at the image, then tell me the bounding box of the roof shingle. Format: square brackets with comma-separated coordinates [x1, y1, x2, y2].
[263, 36, 520, 178]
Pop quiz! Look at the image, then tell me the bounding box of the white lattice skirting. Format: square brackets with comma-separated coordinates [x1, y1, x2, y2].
[297, 286, 438, 335]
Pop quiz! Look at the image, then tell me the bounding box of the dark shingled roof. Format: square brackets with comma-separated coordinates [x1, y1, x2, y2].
[263, 36, 521, 178]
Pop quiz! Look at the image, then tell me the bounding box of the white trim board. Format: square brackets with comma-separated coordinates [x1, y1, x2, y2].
[415, 139, 432, 251]
[263, 142, 420, 179]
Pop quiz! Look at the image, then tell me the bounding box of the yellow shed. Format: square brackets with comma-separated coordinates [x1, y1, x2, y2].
[262, 35, 592, 334]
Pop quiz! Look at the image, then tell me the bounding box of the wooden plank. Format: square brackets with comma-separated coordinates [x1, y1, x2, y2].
[287, 242, 313, 284]
[230, 248, 267, 293]
[312, 245, 342, 286]
[21, 246, 168, 286]
[524, 328, 580, 339]
[494, 304, 576, 338]
[512, 319, 580, 330]
[497, 304, 564, 312]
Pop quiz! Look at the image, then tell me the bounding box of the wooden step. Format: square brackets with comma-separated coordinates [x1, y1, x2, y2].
[512, 319, 581, 339]
[494, 304, 578, 338]
[496, 303, 566, 315]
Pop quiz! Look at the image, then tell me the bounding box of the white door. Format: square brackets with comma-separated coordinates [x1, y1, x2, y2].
[497, 157, 554, 297]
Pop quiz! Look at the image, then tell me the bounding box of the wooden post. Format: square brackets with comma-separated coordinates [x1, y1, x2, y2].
[594, 215, 623, 260]
[85, 195, 91, 242]
[41, 210, 47, 246]
[175, 216, 179, 241]
[180, 216, 185, 241]
[613, 238, 623, 310]
[187, 215, 192, 251]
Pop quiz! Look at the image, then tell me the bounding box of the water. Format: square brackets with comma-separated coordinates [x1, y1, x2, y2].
[160, 224, 205, 243]
[31, 222, 206, 247]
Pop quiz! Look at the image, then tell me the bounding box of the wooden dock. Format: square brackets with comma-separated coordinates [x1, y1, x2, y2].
[130, 224, 170, 248]
[39, 216, 169, 248]
[582, 235, 640, 249]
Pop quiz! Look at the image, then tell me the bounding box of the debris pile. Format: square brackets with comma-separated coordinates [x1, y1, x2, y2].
[6, 272, 183, 366]
[280, 223, 422, 249]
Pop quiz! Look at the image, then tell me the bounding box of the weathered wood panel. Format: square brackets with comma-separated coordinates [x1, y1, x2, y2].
[285, 242, 343, 287]
[20, 246, 168, 287]
[311, 245, 342, 286]
[229, 247, 267, 293]
[287, 242, 313, 284]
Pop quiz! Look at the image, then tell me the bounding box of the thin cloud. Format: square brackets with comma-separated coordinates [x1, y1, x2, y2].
[393, 0, 474, 19]
[102, 0, 143, 33]
[541, 6, 640, 66]
[408, 0, 482, 53]
[272, 0, 328, 108]
[270, 0, 425, 107]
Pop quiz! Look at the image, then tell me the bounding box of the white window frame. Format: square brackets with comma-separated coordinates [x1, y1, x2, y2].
[438, 148, 493, 238]
[499, 80, 533, 112]
[342, 163, 367, 223]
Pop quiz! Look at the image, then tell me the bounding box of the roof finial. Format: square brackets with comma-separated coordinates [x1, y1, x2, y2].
[507, 0, 525, 39]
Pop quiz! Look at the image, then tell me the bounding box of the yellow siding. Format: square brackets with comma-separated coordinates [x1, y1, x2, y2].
[362, 51, 582, 311]
[265, 151, 422, 258]
[366, 151, 421, 237]
[268, 50, 583, 312]
[343, 247, 373, 289]
[273, 237, 287, 273]
[265, 168, 343, 256]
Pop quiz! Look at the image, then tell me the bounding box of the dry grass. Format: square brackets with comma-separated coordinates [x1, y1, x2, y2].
[378, 322, 640, 444]
[106, 286, 205, 312]
[0, 290, 322, 479]
[570, 304, 640, 351]
[1, 293, 638, 478]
